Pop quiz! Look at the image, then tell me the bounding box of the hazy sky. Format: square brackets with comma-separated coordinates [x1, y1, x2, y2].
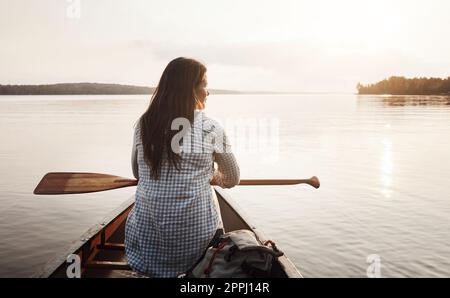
[1, 0, 449, 92]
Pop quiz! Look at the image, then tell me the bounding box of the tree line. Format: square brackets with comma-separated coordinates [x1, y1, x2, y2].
[0, 83, 242, 95]
[357, 76, 450, 95]
[0, 83, 156, 95]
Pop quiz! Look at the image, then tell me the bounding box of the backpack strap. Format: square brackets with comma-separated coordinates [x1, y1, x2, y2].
[263, 240, 284, 257]
[203, 239, 230, 277]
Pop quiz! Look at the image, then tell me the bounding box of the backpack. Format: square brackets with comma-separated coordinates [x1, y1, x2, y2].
[188, 229, 284, 278]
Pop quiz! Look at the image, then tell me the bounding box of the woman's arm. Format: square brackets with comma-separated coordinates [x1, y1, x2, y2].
[212, 153, 240, 188]
[131, 128, 139, 180]
[211, 127, 240, 188]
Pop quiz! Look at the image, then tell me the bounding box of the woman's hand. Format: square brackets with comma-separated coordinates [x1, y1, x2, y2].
[210, 170, 222, 186]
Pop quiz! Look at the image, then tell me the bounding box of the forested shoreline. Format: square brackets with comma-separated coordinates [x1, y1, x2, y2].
[0, 83, 155, 95]
[357, 76, 450, 95]
[0, 83, 241, 95]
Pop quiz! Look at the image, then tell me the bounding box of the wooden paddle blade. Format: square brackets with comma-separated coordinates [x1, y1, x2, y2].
[33, 172, 138, 195]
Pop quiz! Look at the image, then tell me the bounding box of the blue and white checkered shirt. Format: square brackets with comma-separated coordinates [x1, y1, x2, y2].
[125, 110, 240, 277]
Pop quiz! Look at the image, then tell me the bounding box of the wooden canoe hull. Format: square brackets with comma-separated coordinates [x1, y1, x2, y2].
[35, 187, 302, 278]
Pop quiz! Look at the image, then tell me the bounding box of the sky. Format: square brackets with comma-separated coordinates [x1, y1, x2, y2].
[0, 0, 449, 92]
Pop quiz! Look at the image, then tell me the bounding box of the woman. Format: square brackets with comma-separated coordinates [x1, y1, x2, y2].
[125, 57, 240, 277]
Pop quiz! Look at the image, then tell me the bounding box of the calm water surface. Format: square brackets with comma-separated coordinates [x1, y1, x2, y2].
[1, 94, 449, 277]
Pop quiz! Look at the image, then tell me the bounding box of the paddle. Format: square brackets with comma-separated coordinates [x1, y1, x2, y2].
[33, 172, 320, 195]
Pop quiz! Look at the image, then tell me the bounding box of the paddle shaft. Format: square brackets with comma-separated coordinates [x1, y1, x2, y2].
[115, 178, 316, 186]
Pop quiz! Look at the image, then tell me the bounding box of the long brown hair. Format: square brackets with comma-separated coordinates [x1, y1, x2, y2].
[139, 57, 207, 180]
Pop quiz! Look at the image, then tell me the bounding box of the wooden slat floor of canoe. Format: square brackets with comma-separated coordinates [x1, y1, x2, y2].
[41, 187, 302, 278]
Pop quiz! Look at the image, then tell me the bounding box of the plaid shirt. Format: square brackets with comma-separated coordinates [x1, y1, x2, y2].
[125, 110, 240, 277]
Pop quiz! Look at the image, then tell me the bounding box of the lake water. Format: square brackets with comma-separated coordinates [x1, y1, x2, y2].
[1, 94, 450, 277]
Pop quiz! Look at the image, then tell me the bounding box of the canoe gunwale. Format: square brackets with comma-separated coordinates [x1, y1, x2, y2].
[33, 197, 135, 278]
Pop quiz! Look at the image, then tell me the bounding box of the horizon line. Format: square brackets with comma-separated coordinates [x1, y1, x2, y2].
[0, 82, 354, 95]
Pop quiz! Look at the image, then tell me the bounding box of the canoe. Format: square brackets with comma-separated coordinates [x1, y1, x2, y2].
[35, 186, 303, 278]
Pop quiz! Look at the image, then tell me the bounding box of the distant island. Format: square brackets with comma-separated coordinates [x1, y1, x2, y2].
[0, 83, 243, 95]
[357, 76, 450, 95]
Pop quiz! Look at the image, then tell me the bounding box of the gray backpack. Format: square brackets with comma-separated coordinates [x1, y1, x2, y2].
[188, 229, 284, 278]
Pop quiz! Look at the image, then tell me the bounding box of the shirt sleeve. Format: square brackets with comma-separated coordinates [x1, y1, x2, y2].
[212, 125, 240, 188]
[131, 125, 139, 180]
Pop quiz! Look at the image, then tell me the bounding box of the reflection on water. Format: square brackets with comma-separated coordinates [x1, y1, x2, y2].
[358, 95, 450, 107]
[381, 138, 392, 198]
[1, 94, 450, 277]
